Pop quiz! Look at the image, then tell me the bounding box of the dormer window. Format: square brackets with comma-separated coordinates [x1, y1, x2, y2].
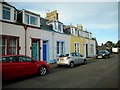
[25, 14, 29, 24]
[30, 16, 37, 25]
[23, 11, 40, 27]
[14, 10, 17, 21]
[2, 6, 10, 20]
[25, 14, 38, 25]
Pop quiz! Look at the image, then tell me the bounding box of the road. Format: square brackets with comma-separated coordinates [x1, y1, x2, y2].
[2, 54, 119, 88]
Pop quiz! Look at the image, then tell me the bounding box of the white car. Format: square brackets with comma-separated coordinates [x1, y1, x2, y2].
[56, 52, 87, 68]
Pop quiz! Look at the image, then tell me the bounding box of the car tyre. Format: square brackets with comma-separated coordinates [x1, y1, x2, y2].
[70, 62, 74, 68]
[39, 66, 47, 76]
[83, 59, 87, 65]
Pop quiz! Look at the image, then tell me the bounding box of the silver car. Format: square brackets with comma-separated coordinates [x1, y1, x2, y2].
[56, 52, 87, 68]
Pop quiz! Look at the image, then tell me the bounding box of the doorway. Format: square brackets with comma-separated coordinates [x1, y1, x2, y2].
[42, 41, 48, 61]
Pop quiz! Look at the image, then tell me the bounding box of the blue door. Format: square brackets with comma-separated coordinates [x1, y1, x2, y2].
[32, 43, 38, 60]
[43, 41, 47, 61]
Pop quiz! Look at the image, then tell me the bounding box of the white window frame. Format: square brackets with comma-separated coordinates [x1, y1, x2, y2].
[74, 42, 80, 53]
[56, 41, 65, 55]
[91, 44, 94, 54]
[24, 12, 39, 26]
[2, 5, 11, 21]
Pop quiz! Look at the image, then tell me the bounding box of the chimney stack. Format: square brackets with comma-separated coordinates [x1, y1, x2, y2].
[77, 24, 83, 30]
[45, 10, 58, 21]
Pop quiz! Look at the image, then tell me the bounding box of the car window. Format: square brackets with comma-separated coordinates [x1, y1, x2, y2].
[70, 53, 76, 57]
[1, 57, 7, 63]
[25, 57, 32, 62]
[18, 56, 25, 62]
[1, 56, 16, 63]
[76, 53, 81, 57]
[17, 56, 32, 62]
[0, 58, 2, 62]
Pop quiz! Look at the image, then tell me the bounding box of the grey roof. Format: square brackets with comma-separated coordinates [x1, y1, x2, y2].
[1, 2, 17, 10]
[40, 17, 52, 31]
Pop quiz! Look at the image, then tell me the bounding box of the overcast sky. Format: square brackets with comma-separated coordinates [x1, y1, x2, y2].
[7, 1, 118, 46]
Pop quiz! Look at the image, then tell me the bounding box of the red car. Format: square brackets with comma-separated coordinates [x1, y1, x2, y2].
[0, 55, 50, 81]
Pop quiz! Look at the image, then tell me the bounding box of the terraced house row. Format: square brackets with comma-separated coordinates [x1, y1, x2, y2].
[0, 2, 96, 63]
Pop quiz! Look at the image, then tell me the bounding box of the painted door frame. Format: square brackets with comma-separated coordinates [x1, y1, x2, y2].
[42, 40, 49, 62]
[31, 38, 40, 60]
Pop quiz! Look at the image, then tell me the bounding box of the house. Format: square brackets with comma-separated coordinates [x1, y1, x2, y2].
[0, 2, 70, 63]
[64, 24, 96, 57]
[64, 25, 86, 56]
[0, 1, 96, 63]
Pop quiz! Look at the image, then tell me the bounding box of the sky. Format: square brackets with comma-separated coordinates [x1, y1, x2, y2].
[6, 0, 119, 46]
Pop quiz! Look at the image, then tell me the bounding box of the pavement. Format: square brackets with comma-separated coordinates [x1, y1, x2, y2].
[49, 57, 96, 68]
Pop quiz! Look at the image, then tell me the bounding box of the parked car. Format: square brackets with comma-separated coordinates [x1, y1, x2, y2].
[56, 52, 87, 68]
[0, 55, 50, 81]
[96, 50, 110, 59]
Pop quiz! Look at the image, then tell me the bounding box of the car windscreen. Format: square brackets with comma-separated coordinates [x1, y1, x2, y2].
[59, 54, 69, 57]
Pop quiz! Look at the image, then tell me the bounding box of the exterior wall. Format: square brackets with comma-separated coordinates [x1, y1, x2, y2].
[1, 22, 25, 55]
[70, 35, 86, 55]
[85, 38, 96, 57]
[54, 32, 70, 57]
[27, 28, 53, 62]
[27, 28, 70, 63]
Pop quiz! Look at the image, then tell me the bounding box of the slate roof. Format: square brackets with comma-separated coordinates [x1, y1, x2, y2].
[40, 17, 52, 31]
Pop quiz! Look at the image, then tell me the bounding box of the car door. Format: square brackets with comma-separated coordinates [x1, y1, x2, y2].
[70, 52, 78, 64]
[15, 56, 38, 76]
[2, 56, 22, 80]
[75, 52, 82, 64]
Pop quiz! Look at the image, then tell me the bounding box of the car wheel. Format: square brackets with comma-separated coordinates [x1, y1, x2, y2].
[70, 62, 74, 68]
[39, 66, 47, 76]
[83, 59, 87, 65]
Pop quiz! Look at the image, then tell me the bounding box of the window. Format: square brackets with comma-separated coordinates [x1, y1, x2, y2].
[76, 52, 80, 57]
[25, 13, 38, 25]
[14, 10, 17, 21]
[61, 42, 64, 54]
[1, 56, 16, 63]
[54, 21, 57, 30]
[1, 36, 19, 55]
[18, 56, 32, 62]
[91, 44, 94, 54]
[18, 56, 26, 62]
[8, 38, 17, 55]
[25, 14, 29, 24]
[58, 24, 61, 32]
[1, 37, 7, 55]
[57, 42, 60, 54]
[74, 42, 80, 53]
[56, 42, 65, 55]
[26, 57, 32, 62]
[3, 6, 10, 20]
[30, 16, 37, 25]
